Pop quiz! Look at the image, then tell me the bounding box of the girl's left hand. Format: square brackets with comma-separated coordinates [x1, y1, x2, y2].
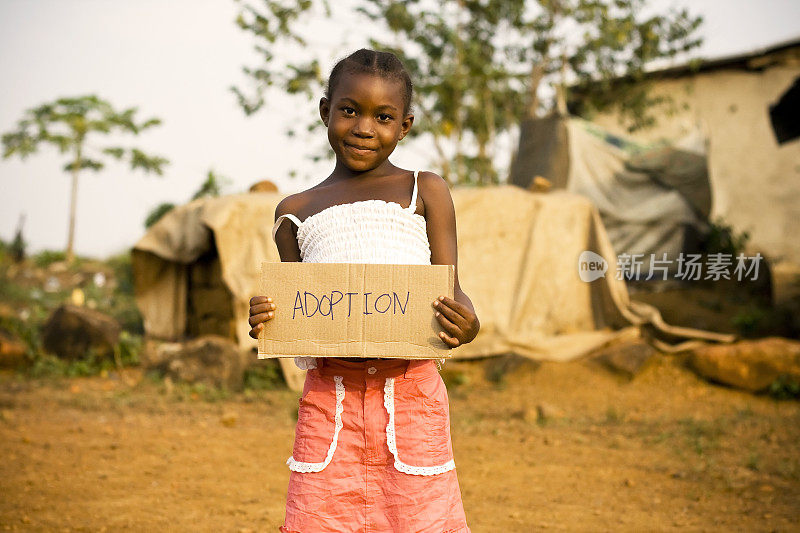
[431, 295, 480, 348]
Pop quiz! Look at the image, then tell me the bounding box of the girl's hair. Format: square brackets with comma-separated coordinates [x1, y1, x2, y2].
[325, 49, 413, 115]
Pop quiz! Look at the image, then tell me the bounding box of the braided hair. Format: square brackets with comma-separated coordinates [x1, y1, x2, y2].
[325, 49, 413, 115]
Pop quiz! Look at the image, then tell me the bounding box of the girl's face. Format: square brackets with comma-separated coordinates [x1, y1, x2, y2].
[320, 72, 413, 173]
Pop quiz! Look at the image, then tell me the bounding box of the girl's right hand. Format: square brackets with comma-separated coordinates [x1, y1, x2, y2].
[248, 296, 276, 339]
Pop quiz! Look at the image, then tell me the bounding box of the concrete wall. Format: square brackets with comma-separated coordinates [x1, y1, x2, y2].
[591, 62, 800, 265]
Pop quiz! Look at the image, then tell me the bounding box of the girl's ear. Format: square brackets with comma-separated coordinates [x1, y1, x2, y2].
[319, 97, 331, 127]
[398, 113, 414, 141]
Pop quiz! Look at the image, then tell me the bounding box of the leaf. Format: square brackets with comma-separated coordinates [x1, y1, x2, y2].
[102, 147, 125, 160]
[62, 158, 104, 172]
[144, 202, 176, 229]
[130, 148, 169, 175]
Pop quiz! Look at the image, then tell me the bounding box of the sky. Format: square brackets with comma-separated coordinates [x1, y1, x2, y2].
[1, 0, 798, 258]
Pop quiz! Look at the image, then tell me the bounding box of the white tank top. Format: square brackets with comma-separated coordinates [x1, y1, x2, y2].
[271, 170, 433, 369]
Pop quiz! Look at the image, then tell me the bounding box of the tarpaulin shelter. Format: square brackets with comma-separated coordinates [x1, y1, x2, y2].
[510, 115, 711, 278]
[133, 188, 733, 390]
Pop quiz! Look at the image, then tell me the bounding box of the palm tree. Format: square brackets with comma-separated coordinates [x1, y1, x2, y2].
[2, 95, 168, 263]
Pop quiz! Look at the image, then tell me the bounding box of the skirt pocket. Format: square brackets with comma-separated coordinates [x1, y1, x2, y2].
[392, 369, 454, 469]
[289, 371, 343, 470]
[415, 372, 454, 464]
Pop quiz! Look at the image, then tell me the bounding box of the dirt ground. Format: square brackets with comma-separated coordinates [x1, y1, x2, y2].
[1, 352, 799, 533]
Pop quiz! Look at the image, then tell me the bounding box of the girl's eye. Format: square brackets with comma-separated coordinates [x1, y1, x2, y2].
[378, 113, 393, 122]
[341, 107, 356, 115]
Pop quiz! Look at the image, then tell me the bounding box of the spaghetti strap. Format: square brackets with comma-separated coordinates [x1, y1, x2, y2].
[407, 170, 419, 213]
[272, 213, 302, 243]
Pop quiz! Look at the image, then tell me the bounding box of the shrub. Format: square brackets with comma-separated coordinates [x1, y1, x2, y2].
[243, 361, 283, 391]
[32, 249, 67, 268]
[701, 217, 750, 257]
[768, 375, 800, 400]
[105, 251, 135, 295]
[0, 313, 40, 363]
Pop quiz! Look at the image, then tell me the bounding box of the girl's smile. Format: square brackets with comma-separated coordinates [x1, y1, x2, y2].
[320, 72, 413, 175]
[343, 141, 377, 155]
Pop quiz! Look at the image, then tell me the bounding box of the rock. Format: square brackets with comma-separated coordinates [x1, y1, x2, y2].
[529, 176, 552, 193]
[484, 353, 540, 382]
[220, 411, 238, 427]
[41, 305, 121, 360]
[248, 179, 279, 193]
[687, 337, 800, 392]
[144, 335, 248, 391]
[595, 340, 657, 378]
[535, 402, 564, 422]
[141, 339, 183, 368]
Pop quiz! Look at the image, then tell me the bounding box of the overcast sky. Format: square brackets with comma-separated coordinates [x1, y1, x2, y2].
[1, 0, 798, 258]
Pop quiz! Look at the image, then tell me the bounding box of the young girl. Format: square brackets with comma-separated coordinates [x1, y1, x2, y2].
[248, 49, 480, 533]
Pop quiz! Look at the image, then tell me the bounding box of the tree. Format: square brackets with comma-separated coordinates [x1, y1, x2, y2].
[10, 214, 27, 263]
[190, 169, 232, 201]
[2, 95, 168, 263]
[233, 0, 702, 185]
[144, 202, 176, 230]
[231, 0, 326, 116]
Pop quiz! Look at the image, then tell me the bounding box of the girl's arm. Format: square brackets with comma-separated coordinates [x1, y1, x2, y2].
[420, 172, 480, 348]
[273, 196, 303, 262]
[249, 196, 303, 339]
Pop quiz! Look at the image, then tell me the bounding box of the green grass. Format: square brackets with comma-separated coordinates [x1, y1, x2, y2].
[441, 369, 470, 389]
[768, 375, 800, 400]
[170, 381, 232, 403]
[31, 249, 67, 268]
[1, 245, 145, 373]
[243, 361, 283, 391]
[678, 417, 726, 456]
[0, 313, 40, 365]
[604, 405, 622, 425]
[21, 332, 141, 379]
[746, 451, 761, 471]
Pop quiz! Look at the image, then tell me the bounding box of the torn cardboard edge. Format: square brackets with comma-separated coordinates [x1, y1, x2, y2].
[257, 262, 455, 359]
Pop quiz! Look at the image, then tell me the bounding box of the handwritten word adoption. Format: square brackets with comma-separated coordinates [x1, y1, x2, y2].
[292, 290, 411, 320]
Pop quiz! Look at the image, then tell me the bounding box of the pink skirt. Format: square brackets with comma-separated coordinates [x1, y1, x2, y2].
[280, 357, 470, 533]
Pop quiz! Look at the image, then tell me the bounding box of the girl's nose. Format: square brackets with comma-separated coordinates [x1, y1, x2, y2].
[352, 117, 375, 137]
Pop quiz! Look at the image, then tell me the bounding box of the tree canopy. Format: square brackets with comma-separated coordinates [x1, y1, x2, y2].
[233, 0, 702, 185]
[2, 95, 168, 262]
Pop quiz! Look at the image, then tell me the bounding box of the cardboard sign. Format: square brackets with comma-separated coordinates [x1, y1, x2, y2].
[257, 262, 455, 359]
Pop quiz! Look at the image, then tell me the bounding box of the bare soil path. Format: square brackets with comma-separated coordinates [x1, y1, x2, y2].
[1, 354, 798, 532]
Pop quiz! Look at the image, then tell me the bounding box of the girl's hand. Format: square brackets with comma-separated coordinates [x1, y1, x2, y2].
[249, 296, 276, 339]
[431, 295, 480, 348]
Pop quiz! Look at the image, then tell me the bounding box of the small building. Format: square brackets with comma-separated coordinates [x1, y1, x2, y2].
[577, 37, 800, 267]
